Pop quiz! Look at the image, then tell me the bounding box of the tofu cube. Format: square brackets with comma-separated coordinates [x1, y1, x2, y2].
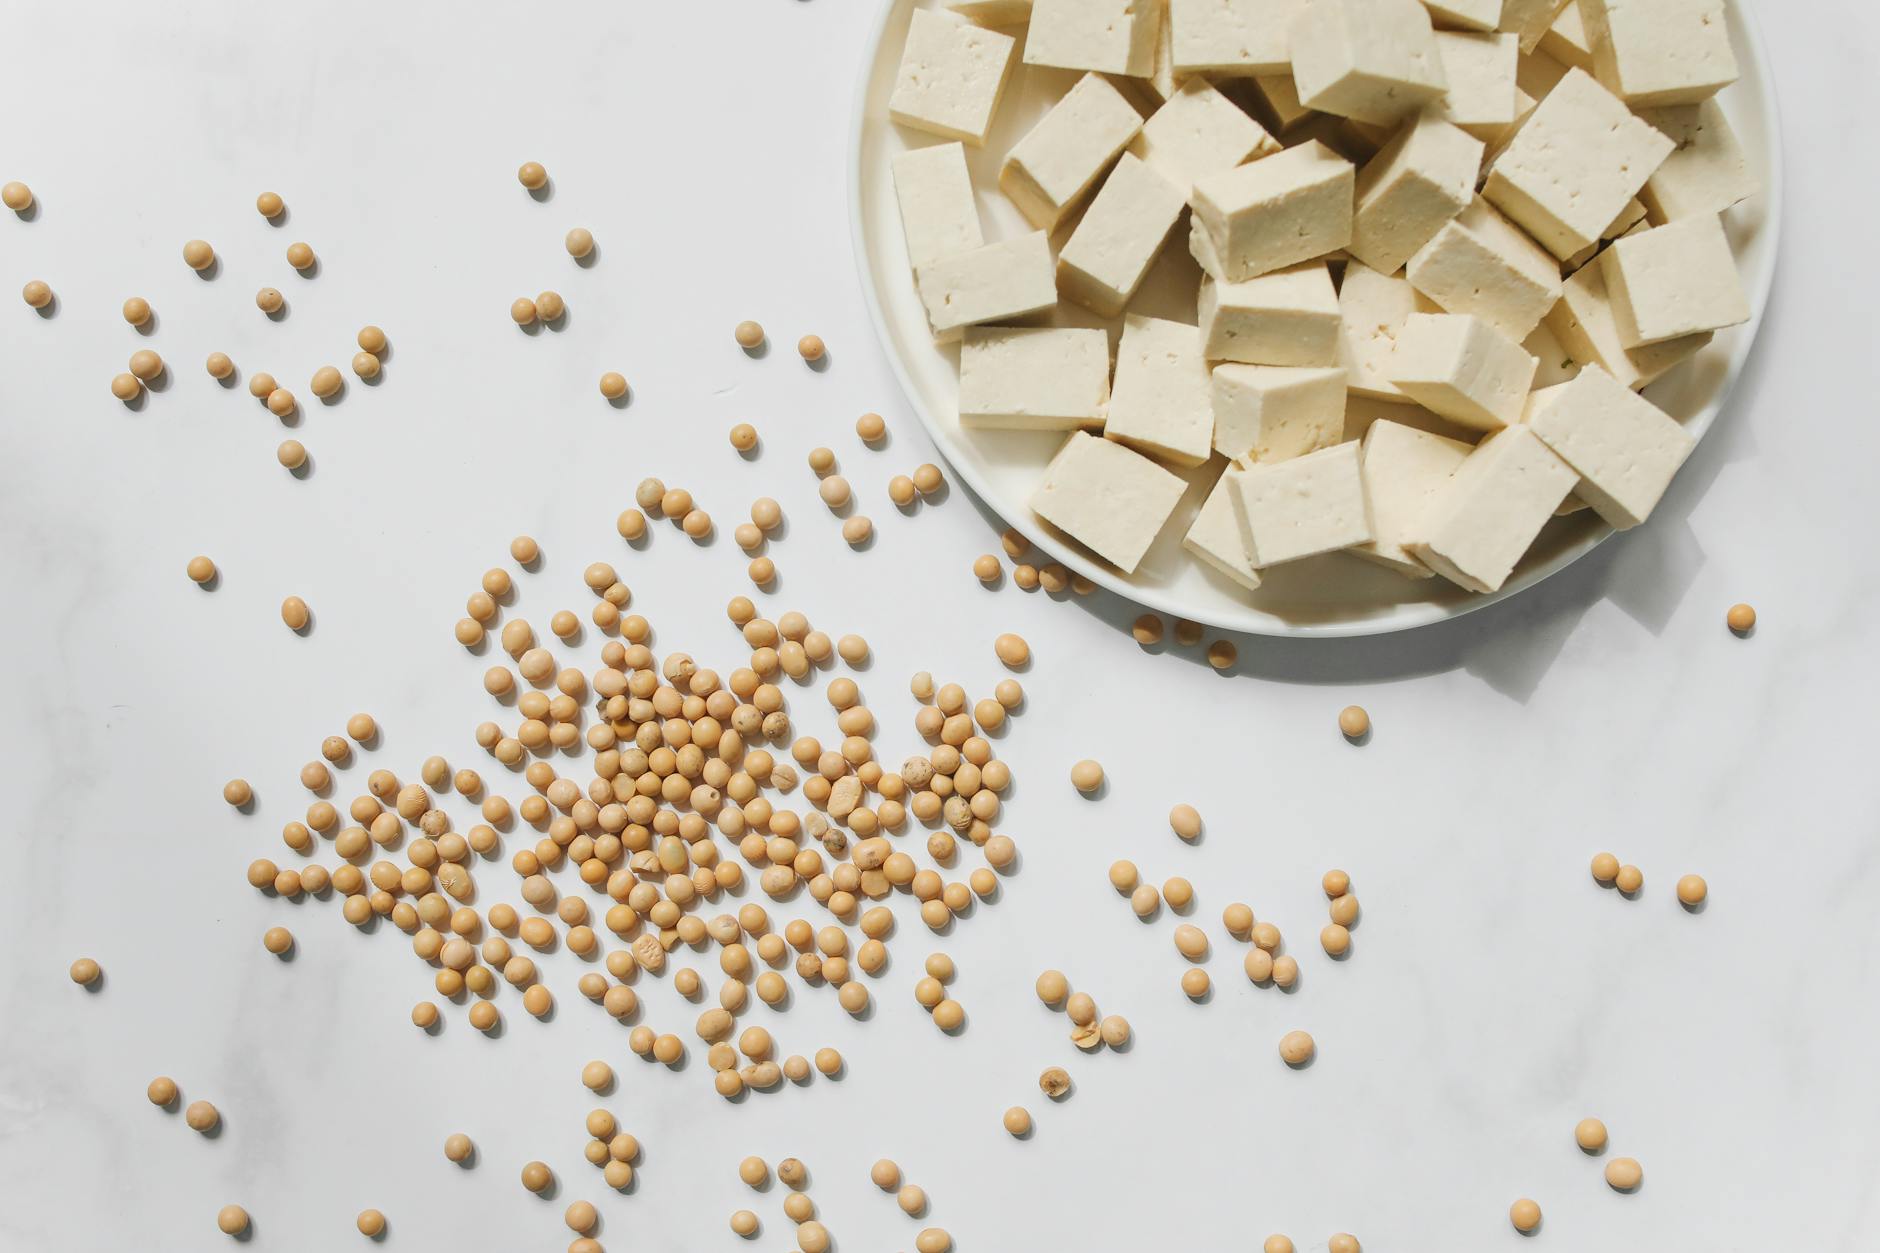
[1029, 430, 1187, 573]
[1250, 73, 1316, 133]
[1210, 362, 1348, 460]
[891, 143, 985, 273]
[1057, 152, 1187, 316]
[1408, 424, 1577, 592]
[1420, 0, 1500, 32]
[1636, 99, 1759, 223]
[1523, 319, 1580, 389]
[1406, 195, 1562, 340]
[1580, 0, 1738, 107]
[1353, 418, 1473, 576]
[1112, 0, 1185, 106]
[1283, 112, 1383, 165]
[948, 0, 1036, 23]
[1482, 67, 1674, 260]
[1190, 141, 1355, 282]
[1543, 259, 1711, 391]
[1338, 114, 1397, 156]
[1183, 465, 1264, 590]
[1288, 0, 1448, 126]
[1145, 3, 1183, 101]
[1168, 0, 1303, 75]
[1598, 213, 1748, 348]
[1608, 195, 1650, 236]
[1474, 80, 1539, 160]
[1000, 73, 1144, 230]
[1428, 31, 1518, 139]
[959, 326, 1113, 431]
[1199, 263, 1341, 366]
[1025, 0, 1160, 75]
[1389, 312, 1538, 431]
[1231, 440, 1374, 567]
[1106, 314, 1215, 467]
[916, 232, 1059, 341]
[1517, 43, 1571, 95]
[1523, 364, 1694, 529]
[1349, 113, 1484, 275]
[1498, 0, 1569, 53]
[889, 10, 1019, 147]
[1129, 78, 1281, 198]
[1343, 393, 1482, 443]
[1338, 260, 1437, 401]
[1187, 213, 1232, 283]
[1561, 195, 1647, 274]
[1537, 2, 1590, 68]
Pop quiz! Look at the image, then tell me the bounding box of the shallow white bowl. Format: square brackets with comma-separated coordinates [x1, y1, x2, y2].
[849, 0, 1781, 637]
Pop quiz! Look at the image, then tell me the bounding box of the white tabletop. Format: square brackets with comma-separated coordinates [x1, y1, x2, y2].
[3, 2, 1875, 1250]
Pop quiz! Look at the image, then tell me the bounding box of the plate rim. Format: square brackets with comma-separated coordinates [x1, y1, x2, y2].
[847, 0, 1784, 639]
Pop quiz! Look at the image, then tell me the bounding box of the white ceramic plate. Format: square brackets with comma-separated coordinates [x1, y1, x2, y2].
[850, 0, 1781, 637]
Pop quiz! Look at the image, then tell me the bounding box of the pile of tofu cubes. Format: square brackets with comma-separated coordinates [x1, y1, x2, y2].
[886, 0, 1758, 596]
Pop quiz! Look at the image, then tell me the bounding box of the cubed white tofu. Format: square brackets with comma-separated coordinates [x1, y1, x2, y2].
[1561, 195, 1647, 273]
[1338, 260, 1437, 401]
[891, 143, 985, 273]
[1231, 439, 1374, 566]
[1389, 311, 1538, 430]
[1026, 0, 1160, 75]
[1554, 492, 1592, 516]
[1183, 465, 1264, 589]
[1030, 430, 1187, 572]
[1523, 319, 1580, 388]
[1190, 140, 1355, 281]
[1598, 213, 1748, 348]
[1344, 393, 1481, 442]
[1473, 82, 1536, 168]
[1522, 364, 1694, 529]
[1636, 99, 1759, 223]
[1200, 263, 1341, 365]
[1536, 2, 1589, 68]
[1406, 195, 1563, 340]
[1580, 0, 1737, 107]
[1609, 196, 1650, 237]
[1482, 67, 1674, 260]
[1283, 111, 1381, 164]
[1106, 314, 1215, 466]
[1058, 152, 1186, 316]
[1168, 0, 1303, 75]
[1187, 213, 1231, 282]
[959, 326, 1113, 430]
[1353, 418, 1473, 576]
[1517, 46, 1571, 97]
[889, 10, 1019, 147]
[1349, 113, 1483, 275]
[1408, 424, 1577, 591]
[1129, 78, 1280, 198]
[1210, 362, 1348, 460]
[1420, 0, 1500, 32]
[916, 232, 1059, 341]
[1498, 0, 1568, 53]
[1251, 73, 1315, 133]
[1543, 259, 1711, 390]
[1428, 31, 1518, 138]
[1473, 75, 1534, 159]
[1339, 114, 1396, 156]
[1289, 0, 1448, 126]
[1000, 73, 1145, 230]
[1145, 0, 1183, 100]
[948, 0, 1036, 24]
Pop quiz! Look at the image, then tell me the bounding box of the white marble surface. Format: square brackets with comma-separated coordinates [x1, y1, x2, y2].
[2, 2, 1877, 1250]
